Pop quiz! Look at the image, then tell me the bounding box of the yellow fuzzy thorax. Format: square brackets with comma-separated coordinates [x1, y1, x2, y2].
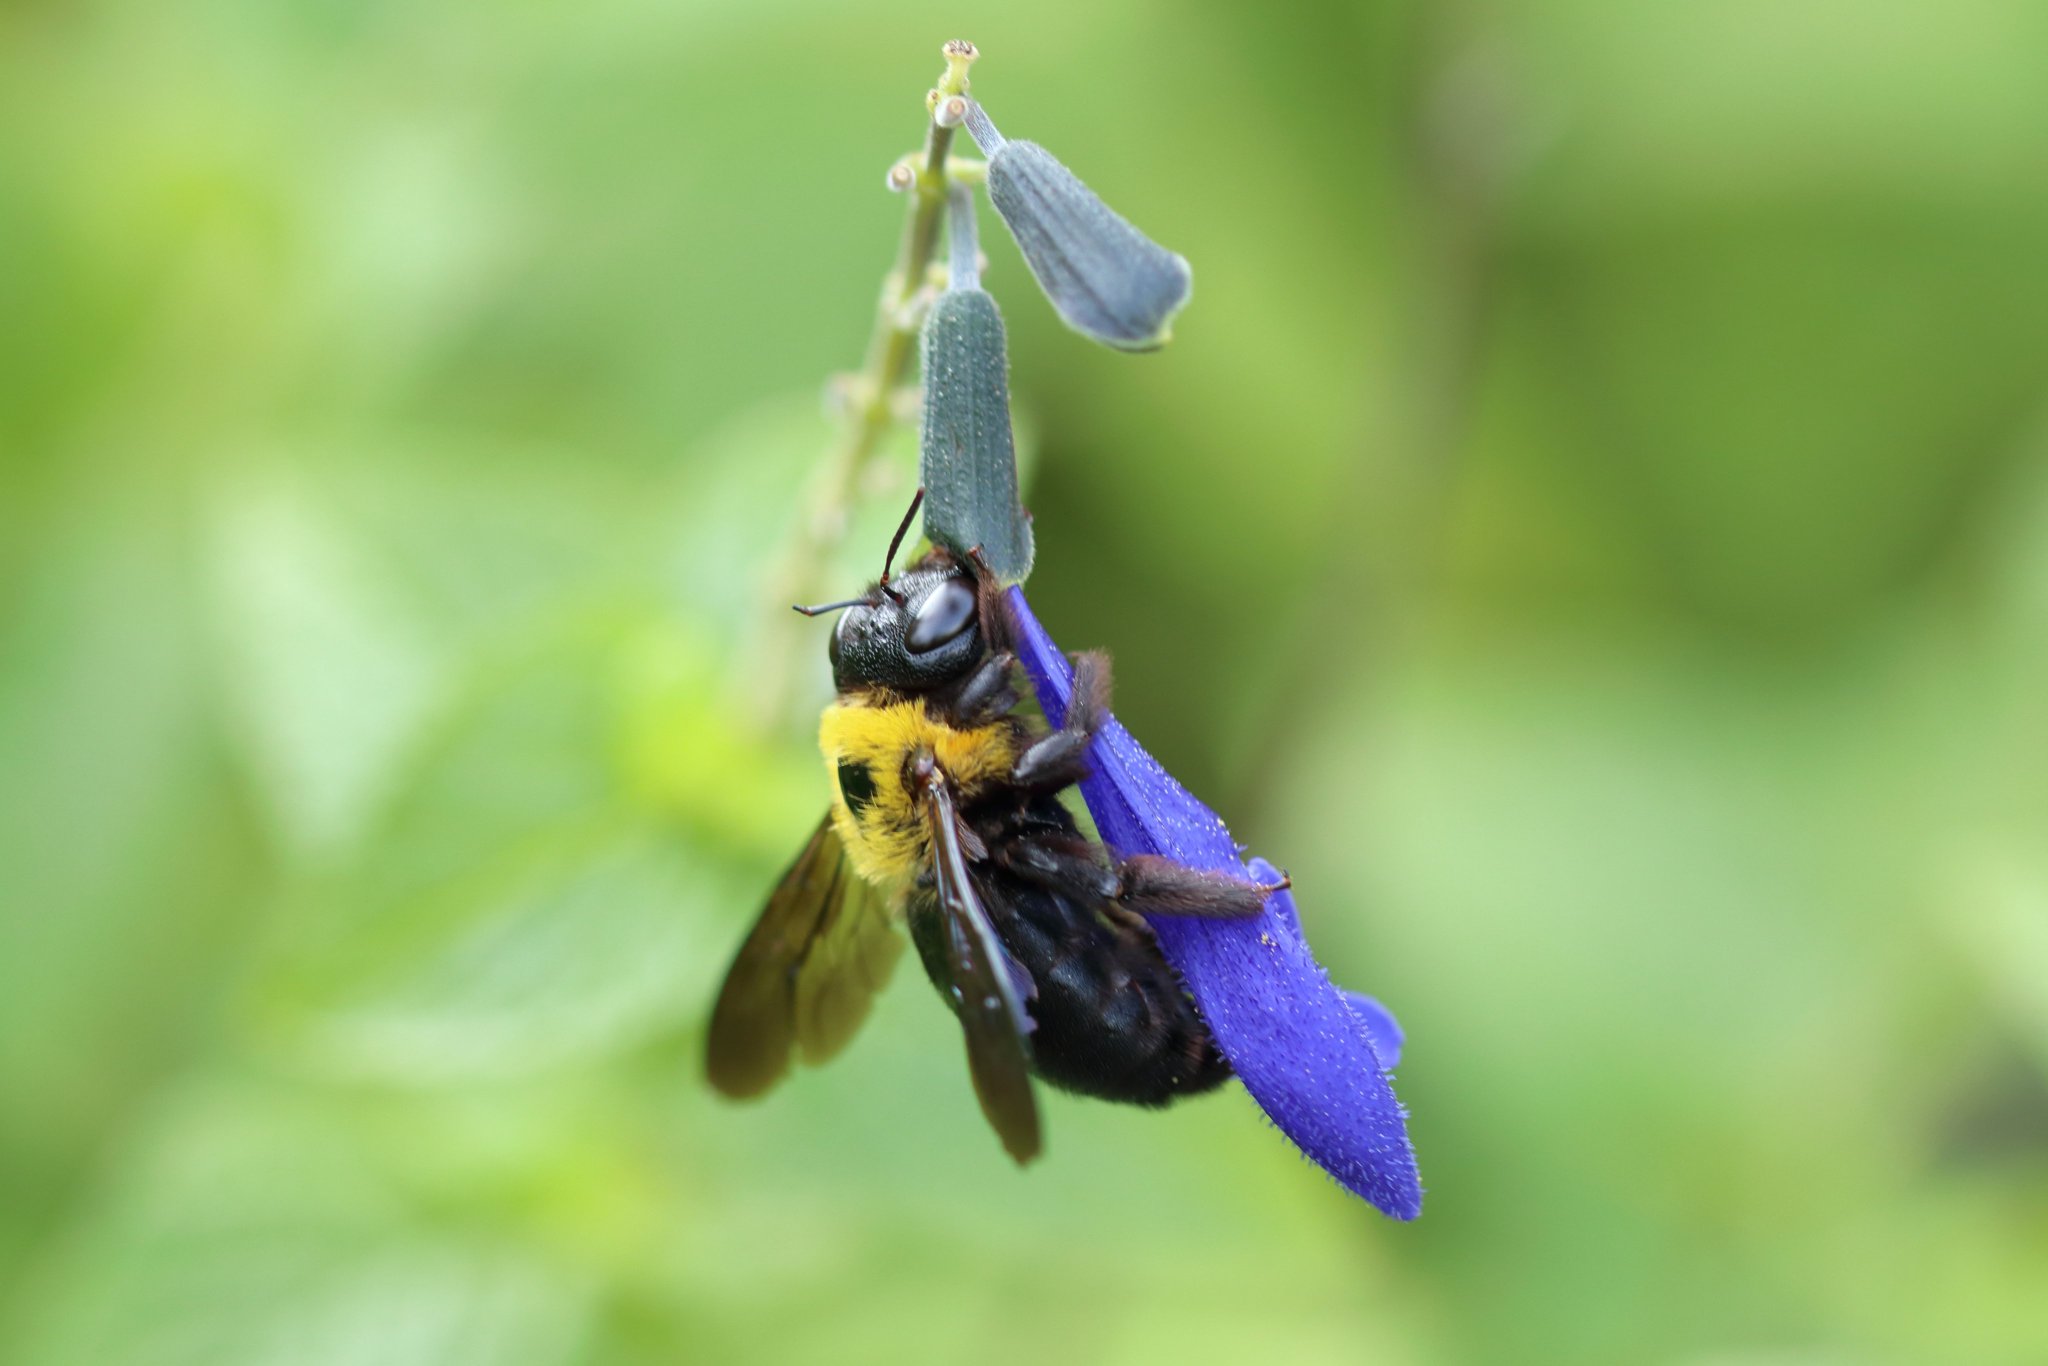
[819, 694, 1019, 890]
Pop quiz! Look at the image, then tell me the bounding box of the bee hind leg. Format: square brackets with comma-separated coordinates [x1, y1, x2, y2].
[1116, 855, 1274, 919]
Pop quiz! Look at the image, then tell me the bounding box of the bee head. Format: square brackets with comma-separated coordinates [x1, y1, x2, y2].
[826, 560, 982, 691]
[792, 490, 986, 693]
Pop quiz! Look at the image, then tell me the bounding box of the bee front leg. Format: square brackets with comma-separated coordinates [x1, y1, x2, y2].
[950, 650, 1022, 728]
[1009, 650, 1112, 794]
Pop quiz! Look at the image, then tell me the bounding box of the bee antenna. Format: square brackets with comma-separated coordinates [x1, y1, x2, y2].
[879, 488, 926, 596]
[791, 597, 868, 617]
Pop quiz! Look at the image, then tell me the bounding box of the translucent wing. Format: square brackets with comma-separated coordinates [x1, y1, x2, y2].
[918, 766, 1042, 1164]
[706, 815, 901, 1098]
[794, 866, 903, 1065]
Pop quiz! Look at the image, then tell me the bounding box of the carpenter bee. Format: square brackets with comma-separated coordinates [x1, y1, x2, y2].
[706, 494, 1276, 1161]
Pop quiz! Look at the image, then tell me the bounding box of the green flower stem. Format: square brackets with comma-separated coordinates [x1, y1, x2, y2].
[753, 40, 979, 725]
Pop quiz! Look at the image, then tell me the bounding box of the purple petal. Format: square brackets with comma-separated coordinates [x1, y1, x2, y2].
[1341, 990, 1405, 1070]
[1006, 587, 1421, 1219]
[1262, 868, 1403, 1066]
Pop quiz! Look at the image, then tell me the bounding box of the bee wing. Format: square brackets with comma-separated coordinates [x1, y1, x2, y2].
[706, 815, 901, 1098]
[794, 865, 904, 1066]
[920, 769, 1043, 1165]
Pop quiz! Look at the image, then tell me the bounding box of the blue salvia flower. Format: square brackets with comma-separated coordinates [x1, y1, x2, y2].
[1006, 587, 1422, 1219]
[950, 97, 1193, 352]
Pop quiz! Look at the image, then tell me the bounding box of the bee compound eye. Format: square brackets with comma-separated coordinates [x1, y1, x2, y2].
[905, 579, 977, 653]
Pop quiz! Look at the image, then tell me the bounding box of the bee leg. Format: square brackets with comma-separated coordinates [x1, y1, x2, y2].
[997, 834, 1122, 903]
[1115, 855, 1272, 919]
[1010, 730, 1091, 793]
[950, 650, 1021, 727]
[1063, 650, 1113, 736]
[1010, 651, 1113, 794]
[1097, 896, 1161, 945]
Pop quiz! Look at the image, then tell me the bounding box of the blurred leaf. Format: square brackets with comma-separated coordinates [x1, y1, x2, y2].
[5, 1083, 597, 1366]
[0, 498, 261, 1286]
[282, 828, 734, 1084]
[1949, 857, 2048, 1071]
[248, 612, 761, 1082]
[206, 473, 443, 859]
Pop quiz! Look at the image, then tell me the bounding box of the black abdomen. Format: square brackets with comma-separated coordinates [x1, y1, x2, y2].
[908, 800, 1230, 1107]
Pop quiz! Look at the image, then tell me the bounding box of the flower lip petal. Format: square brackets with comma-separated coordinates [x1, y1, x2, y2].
[1005, 586, 1421, 1219]
[1339, 990, 1405, 1070]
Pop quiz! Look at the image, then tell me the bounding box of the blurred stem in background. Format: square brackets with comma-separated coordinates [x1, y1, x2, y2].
[1240, 10, 1516, 818]
[752, 40, 980, 725]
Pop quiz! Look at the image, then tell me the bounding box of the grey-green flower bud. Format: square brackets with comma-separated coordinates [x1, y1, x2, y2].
[920, 187, 1033, 583]
[965, 102, 1192, 352]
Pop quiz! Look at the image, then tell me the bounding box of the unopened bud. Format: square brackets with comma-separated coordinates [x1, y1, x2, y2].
[985, 137, 1193, 351]
[920, 286, 1033, 583]
[921, 186, 1030, 582]
[955, 101, 1190, 350]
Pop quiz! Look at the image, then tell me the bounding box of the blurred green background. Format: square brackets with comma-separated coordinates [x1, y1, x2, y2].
[6, 2, 2048, 1362]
